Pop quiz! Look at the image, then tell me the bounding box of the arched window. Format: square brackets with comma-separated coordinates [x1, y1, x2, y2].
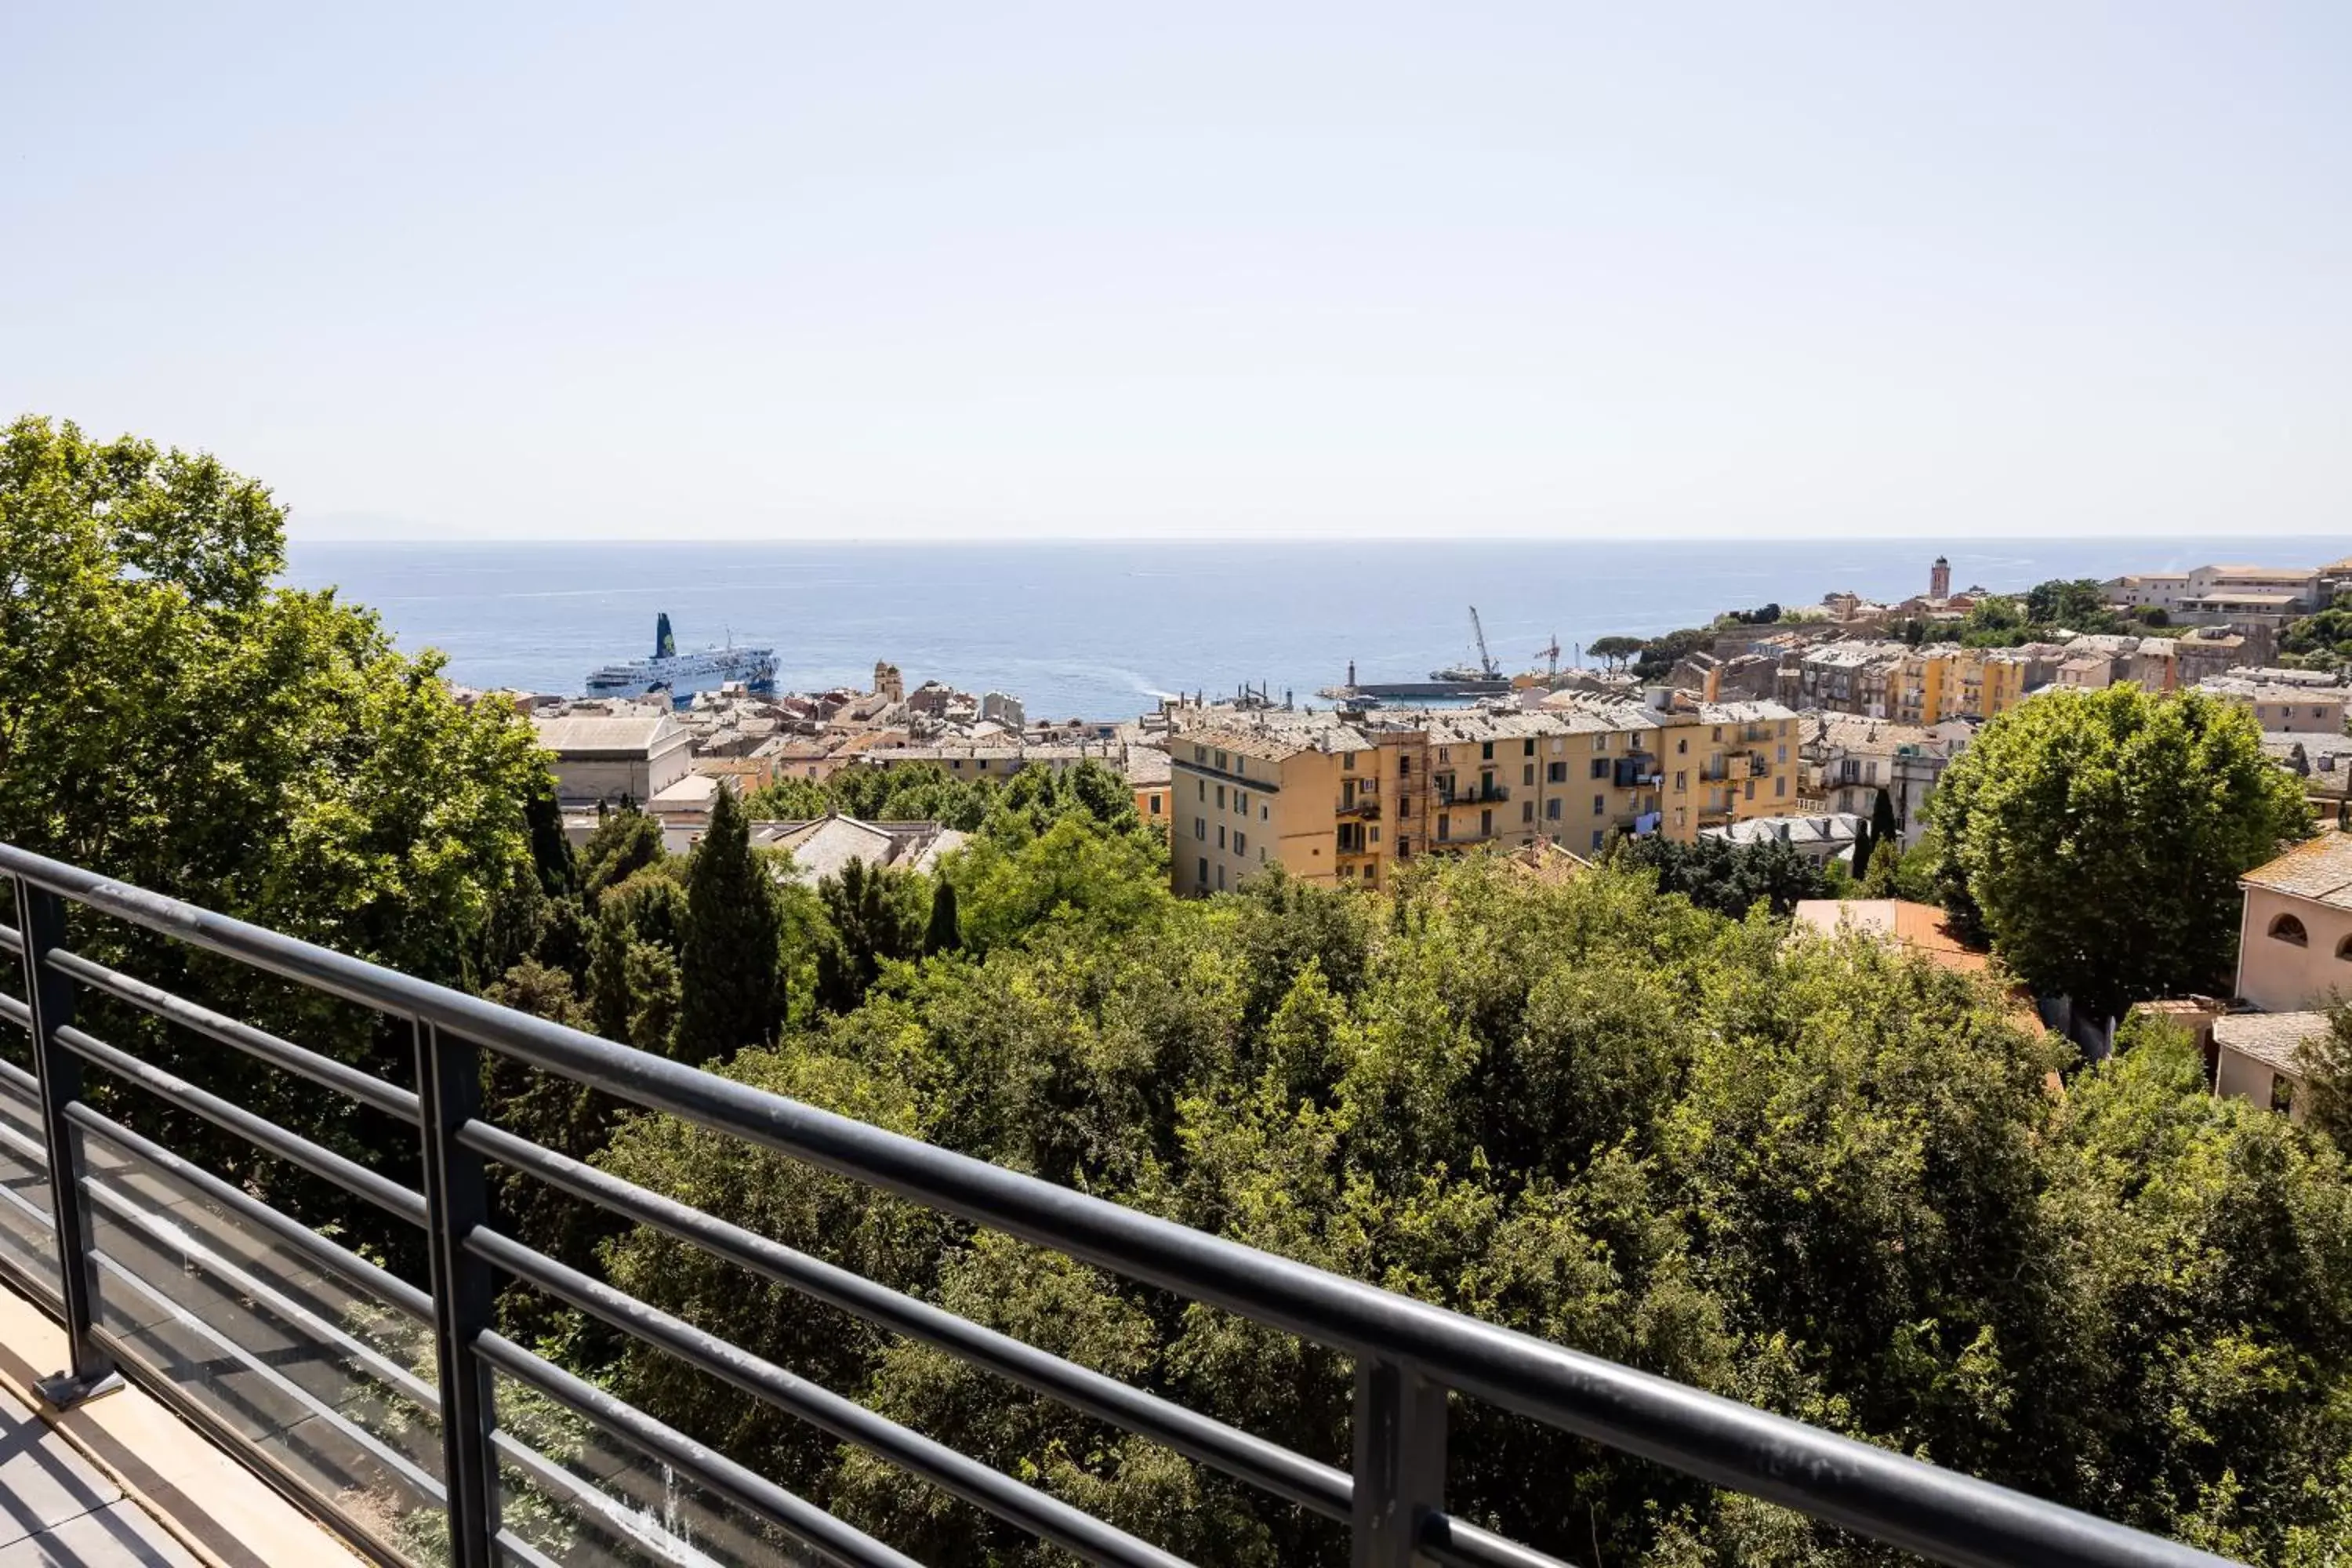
[2270, 913, 2310, 947]
[2336, 932, 2352, 960]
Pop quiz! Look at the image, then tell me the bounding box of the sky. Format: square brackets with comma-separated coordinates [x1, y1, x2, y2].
[2, 3, 2347, 542]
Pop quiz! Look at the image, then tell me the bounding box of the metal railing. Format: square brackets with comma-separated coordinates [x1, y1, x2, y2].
[0, 842, 2233, 1568]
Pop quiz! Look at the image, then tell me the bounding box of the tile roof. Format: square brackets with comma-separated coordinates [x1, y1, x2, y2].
[532, 714, 688, 753]
[2240, 833, 2352, 911]
[2212, 1011, 2330, 1073]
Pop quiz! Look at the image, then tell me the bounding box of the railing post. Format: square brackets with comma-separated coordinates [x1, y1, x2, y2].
[1352, 1357, 1445, 1568]
[12, 878, 119, 1406]
[417, 1020, 499, 1568]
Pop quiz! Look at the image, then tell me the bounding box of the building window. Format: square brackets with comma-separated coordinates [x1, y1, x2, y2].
[1149, 793, 1163, 815]
[1521, 800, 1534, 822]
[1523, 739, 1535, 756]
[1234, 831, 1247, 855]
[1197, 855, 1207, 884]
[1261, 804, 1269, 821]
[1481, 742, 1494, 760]
[2336, 933, 2352, 960]
[1343, 752, 1356, 771]
[1674, 771, 1686, 791]
[1399, 755, 1412, 775]
[1776, 777, 1788, 797]
[1592, 735, 1606, 751]
[1677, 738, 1688, 754]
[1777, 744, 1788, 764]
[1216, 864, 1226, 891]
[1589, 758, 1607, 780]
[1198, 779, 1206, 800]
[2271, 913, 2310, 946]
[1194, 818, 1205, 840]
[1236, 791, 1248, 815]
[1523, 764, 1534, 786]
[1481, 808, 1493, 836]
[1216, 751, 1228, 770]
[1546, 798, 1562, 820]
[2273, 1073, 2297, 1115]
[1552, 761, 1570, 783]
[1215, 785, 1225, 808]
[1590, 829, 1604, 851]
[1369, 827, 1379, 844]
[1438, 815, 1451, 842]
[1592, 795, 1604, 815]
[1745, 779, 1755, 800]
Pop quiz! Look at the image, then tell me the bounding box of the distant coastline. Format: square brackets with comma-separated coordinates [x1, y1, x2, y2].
[283, 535, 2347, 720]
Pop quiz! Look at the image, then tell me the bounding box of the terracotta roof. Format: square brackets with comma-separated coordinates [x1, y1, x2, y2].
[532, 714, 687, 754]
[2212, 1011, 2329, 1074]
[2240, 833, 2352, 912]
[1790, 899, 1992, 974]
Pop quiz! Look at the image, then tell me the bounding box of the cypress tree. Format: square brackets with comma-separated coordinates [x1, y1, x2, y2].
[1871, 786, 1900, 854]
[924, 877, 961, 956]
[677, 783, 785, 1065]
[1850, 818, 1875, 881]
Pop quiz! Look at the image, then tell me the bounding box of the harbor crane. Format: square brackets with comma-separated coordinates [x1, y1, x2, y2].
[1534, 633, 1561, 677]
[1468, 605, 1499, 679]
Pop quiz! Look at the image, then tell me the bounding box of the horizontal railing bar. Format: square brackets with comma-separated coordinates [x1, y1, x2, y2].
[62, 1102, 435, 1323]
[468, 1226, 1189, 1568]
[488, 1428, 727, 1568]
[459, 1116, 1352, 1522]
[55, 1022, 428, 1227]
[45, 948, 420, 1123]
[479, 1335, 920, 1568]
[0, 919, 18, 955]
[0, 1051, 38, 1102]
[0, 990, 28, 1033]
[0, 843, 2233, 1568]
[1422, 1519, 1580, 1568]
[74, 1164, 440, 1414]
[491, 1530, 568, 1568]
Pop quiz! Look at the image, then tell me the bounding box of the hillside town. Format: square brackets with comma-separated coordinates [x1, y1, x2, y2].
[504, 552, 2352, 880]
[474, 549, 2352, 1142]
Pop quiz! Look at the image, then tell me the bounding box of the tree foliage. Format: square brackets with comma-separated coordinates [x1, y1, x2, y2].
[677, 782, 786, 1065]
[593, 855, 2352, 1566]
[1927, 685, 2311, 1017]
[1609, 832, 1830, 918]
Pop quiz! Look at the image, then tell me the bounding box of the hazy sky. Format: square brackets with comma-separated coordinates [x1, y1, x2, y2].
[4, 4, 2346, 540]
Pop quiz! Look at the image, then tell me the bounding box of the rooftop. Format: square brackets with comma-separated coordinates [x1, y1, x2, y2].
[531, 713, 688, 754]
[2240, 832, 2352, 911]
[2212, 1011, 2330, 1074]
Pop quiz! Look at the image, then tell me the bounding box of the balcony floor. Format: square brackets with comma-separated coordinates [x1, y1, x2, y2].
[0, 1283, 356, 1567]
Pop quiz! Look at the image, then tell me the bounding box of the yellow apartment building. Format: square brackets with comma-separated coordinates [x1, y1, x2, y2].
[1171, 726, 1381, 895]
[1167, 699, 1806, 895]
[1644, 702, 1806, 842]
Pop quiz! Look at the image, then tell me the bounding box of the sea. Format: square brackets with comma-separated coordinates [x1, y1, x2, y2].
[281, 538, 2346, 723]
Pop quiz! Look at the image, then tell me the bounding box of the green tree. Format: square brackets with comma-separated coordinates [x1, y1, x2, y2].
[815, 858, 926, 1013]
[1870, 785, 1900, 849]
[1586, 634, 1646, 671]
[2024, 578, 2119, 631]
[2299, 1004, 2352, 1152]
[0, 414, 550, 1225]
[1849, 817, 1876, 881]
[676, 782, 786, 1065]
[1928, 685, 2312, 1017]
[924, 877, 962, 956]
[580, 804, 666, 900]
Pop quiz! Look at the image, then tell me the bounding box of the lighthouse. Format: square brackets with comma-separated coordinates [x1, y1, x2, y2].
[1930, 555, 1951, 601]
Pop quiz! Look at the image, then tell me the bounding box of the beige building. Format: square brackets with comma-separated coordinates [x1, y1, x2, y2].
[1171, 725, 1375, 895]
[2195, 678, 2349, 735]
[2234, 833, 2352, 1012]
[2212, 1012, 2322, 1122]
[1167, 697, 1804, 895]
[534, 712, 694, 808]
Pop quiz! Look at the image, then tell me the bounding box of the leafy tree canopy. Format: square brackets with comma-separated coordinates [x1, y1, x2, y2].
[1926, 685, 2311, 1018]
